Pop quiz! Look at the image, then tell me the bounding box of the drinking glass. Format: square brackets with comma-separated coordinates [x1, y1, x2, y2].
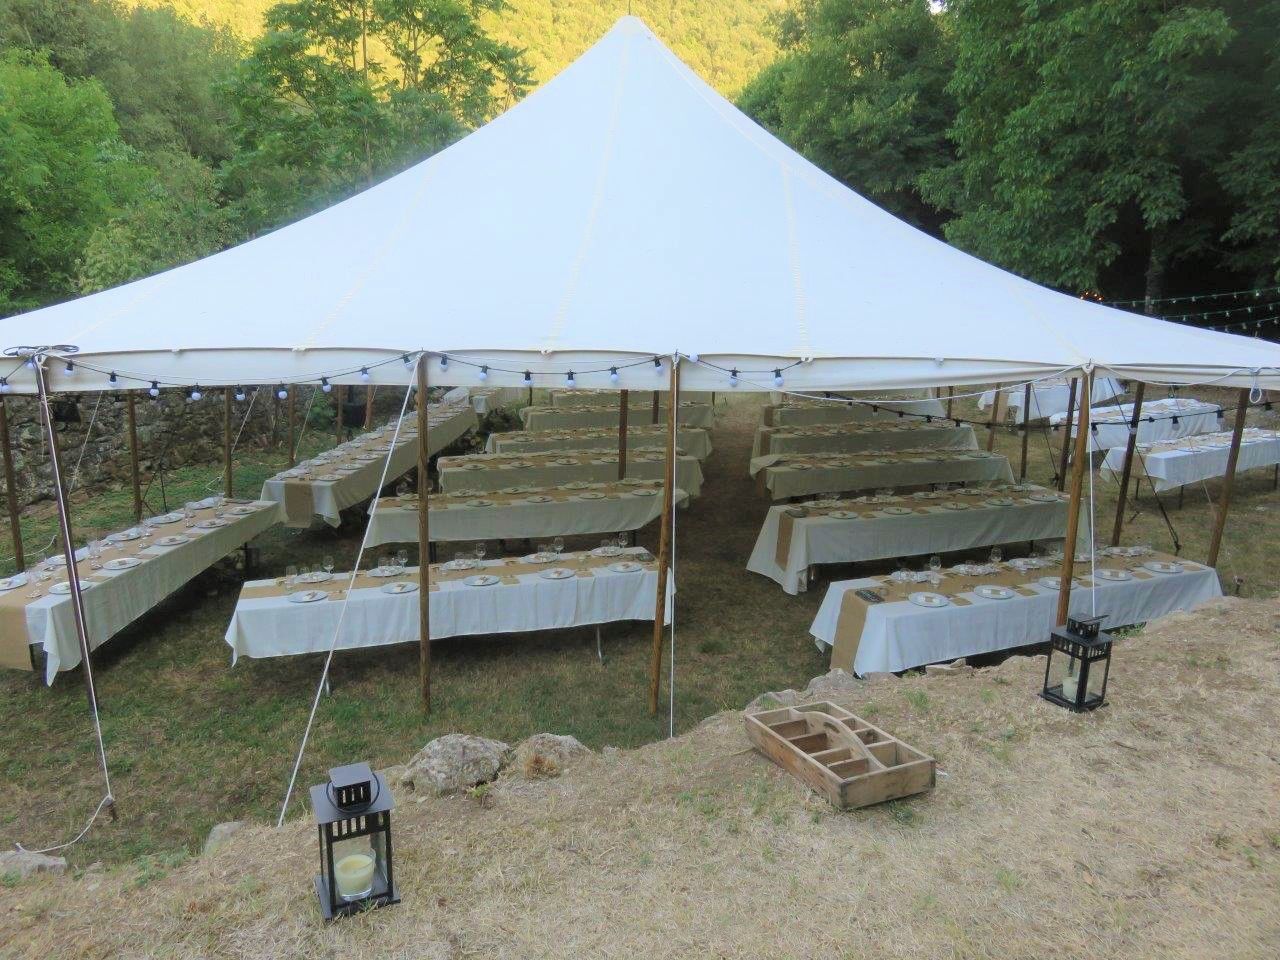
[552, 537, 564, 557]
[184, 502, 196, 526]
[323, 555, 334, 576]
[378, 555, 390, 573]
[472, 543, 485, 563]
[928, 555, 942, 576]
[616, 531, 628, 549]
[140, 523, 154, 541]
[989, 546, 1004, 564]
[284, 564, 298, 592]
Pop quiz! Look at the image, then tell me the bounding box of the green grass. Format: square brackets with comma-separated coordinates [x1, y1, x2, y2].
[0, 386, 1274, 867]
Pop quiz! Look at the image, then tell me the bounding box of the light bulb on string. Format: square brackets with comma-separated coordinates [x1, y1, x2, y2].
[688, 353, 700, 363]
[566, 371, 576, 389]
[439, 355, 448, 370]
[478, 366, 488, 382]
[149, 381, 160, 398]
[360, 367, 370, 382]
[321, 377, 332, 393]
[235, 386, 246, 402]
[523, 370, 532, 385]
[190, 385, 203, 402]
[772, 369, 783, 388]
[276, 385, 288, 400]
[0, 379, 9, 395]
[402, 354, 413, 368]
[609, 367, 619, 384]
[729, 368, 739, 388]
[654, 356, 663, 376]
[64, 360, 74, 377]
[109, 371, 118, 386]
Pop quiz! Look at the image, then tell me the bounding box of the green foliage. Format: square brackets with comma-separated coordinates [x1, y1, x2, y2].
[738, 0, 955, 232]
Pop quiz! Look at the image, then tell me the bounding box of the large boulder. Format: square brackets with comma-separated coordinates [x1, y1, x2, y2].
[513, 734, 592, 779]
[400, 734, 510, 794]
[801, 668, 865, 702]
[0, 850, 67, 879]
[743, 688, 801, 713]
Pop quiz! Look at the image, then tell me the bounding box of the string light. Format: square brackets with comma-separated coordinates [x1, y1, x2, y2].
[64, 360, 74, 376]
[360, 367, 370, 382]
[477, 366, 488, 381]
[566, 371, 576, 389]
[190, 385, 203, 401]
[439, 355, 448, 370]
[773, 369, 783, 388]
[609, 367, 619, 384]
[523, 370, 532, 385]
[653, 356, 663, 376]
[0, 379, 8, 394]
[234, 386, 246, 402]
[276, 385, 288, 400]
[149, 381, 160, 398]
[321, 377, 332, 393]
[109, 371, 118, 386]
[729, 368, 739, 388]
[402, 354, 412, 368]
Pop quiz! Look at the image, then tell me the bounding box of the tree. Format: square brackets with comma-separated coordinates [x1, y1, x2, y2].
[737, 0, 955, 233]
[920, 0, 1251, 304]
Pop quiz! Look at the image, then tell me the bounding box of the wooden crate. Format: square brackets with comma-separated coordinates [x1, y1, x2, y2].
[744, 701, 935, 810]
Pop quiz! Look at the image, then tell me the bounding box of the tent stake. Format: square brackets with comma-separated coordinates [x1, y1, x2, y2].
[648, 359, 678, 716]
[986, 384, 1003, 451]
[223, 388, 233, 499]
[1018, 382, 1032, 480]
[416, 361, 432, 711]
[617, 389, 629, 480]
[287, 389, 296, 466]
[0, 394, 25, 571]
[126, 391, 142, 521]
[1056, 377, 1078, 490]
[1109, 382, 1146, 545]
[1206, 389, 1250, 568]
[1055, 371, 1092, 623]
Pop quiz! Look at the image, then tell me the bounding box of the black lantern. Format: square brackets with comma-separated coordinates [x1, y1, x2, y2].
[310, 762, 399, 920]
[1041, 615, 1113, 712]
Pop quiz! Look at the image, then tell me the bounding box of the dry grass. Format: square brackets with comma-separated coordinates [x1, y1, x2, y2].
[1, 595, 1277, 959]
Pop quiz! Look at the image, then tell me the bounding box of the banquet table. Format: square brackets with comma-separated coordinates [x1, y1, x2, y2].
[261, 402, 477, 527]
[548, 389, 714, 408]
[224, 547, 671, 661]
[750, 421, 977, 460]
[760, 397, 946, 427]
[751, 449, 1014, 500]
[437, 450, 704, 496]
[747, 484, 1070, 595]
[979, 376, 1124, 423]
[366, 480, 689, 546]
[1100, 428, 1280, 492]
[1049, 397, 1220, 452]
[0, 499, 282, 683]
[809, 549, 1222, 675]
[486, 425, 712, 460]
[520, 402, 715, 431]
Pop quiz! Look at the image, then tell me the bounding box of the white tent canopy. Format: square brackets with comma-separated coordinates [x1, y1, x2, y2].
[3, 15, 1280, 394]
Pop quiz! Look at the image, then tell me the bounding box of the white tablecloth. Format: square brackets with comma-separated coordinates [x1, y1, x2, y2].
[521, 403, 715, 431]
[15, 501, 282, 683]
[761, 398, 946, 427]
[750, 422, 976, 460]
[549, 390, 713, 408]
[225, 548, 672, 661]
[979, 377, 1124, 423]
[439, 453, 704, 497]
[1049, 397, 1220, 452]
[752, 450, 1014, 500]
[810, 561, 1222, 674]
[487, 425, 712, 461]
[747, 487, 1070, 594]
[261, 404, 477, 527]
[366, 483, 688, 545]
[1100, 429, 1280, 492]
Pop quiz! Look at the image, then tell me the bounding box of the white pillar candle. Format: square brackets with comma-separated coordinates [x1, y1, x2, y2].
[1061, 671, 1078, 701]
[334, 852, 376, 900]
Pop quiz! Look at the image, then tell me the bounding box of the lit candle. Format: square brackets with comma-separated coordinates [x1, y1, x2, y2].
[334, 852, 376, 900]
[1061, 671, 1078, 702]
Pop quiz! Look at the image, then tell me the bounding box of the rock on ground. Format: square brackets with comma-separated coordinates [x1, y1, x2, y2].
[202, 821, 246, 857]
[744, 669, 866, 713]
[400, 734, 510, 794]
[513, 734, 592, 778]
[0, 849, 67, 879]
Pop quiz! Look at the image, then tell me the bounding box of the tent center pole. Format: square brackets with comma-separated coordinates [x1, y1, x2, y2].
[1018, 382, 1032, 480]
[416, 361, 432, 711]
[617, 389, 629, 480]
[126, 391, 143, 521]
[1055, 371, 1093, 623]
[648, 359, 678, 716]
[1056, 377, 1079, 490]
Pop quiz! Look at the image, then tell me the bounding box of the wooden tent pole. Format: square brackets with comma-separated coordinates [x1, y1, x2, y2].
[945, 386, 954, 420]
[648, 359, 678, 716]
[364, 385, 375, 429]
[651, 390, 659, 426]
[287, 389, 297, 466]
[1206, 389, 1250, 568]
[1055, 372, 1093, 624]
[986, 385, 1003, 452]
[1056, 377, 1078, 491]
[617, 389, 629, 480]
[1018, 382, 1032, 480]
[0, 395, 24, 571]
[126, 391, 142, 521]
[1109, 382, 1146, 546]
[335, 385, 344, 445]
[416, 361, 432, 711]
[223, 388, 234, 498]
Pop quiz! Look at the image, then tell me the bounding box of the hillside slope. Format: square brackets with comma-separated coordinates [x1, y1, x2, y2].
[141, 0, 780, 95]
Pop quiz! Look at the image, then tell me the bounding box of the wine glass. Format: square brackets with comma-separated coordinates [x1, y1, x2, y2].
[616, 531, 628, 550]
[284, 564, 297, 592]
[928, 555, 942, 575]
[184, 502, 196, 527]
[472, 543, 486, 564]
[552, 537, 564, 558]
[323, 555, 334, 577]
[989, 546, 1004, 565]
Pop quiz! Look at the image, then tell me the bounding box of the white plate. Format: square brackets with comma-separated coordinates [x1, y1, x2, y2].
[553, 458, 577, 465]
[228, 505, 260, 516]
[381, 581, 418, 595]
[620, 478, 646, 486]
[197, 519, 229, 529]
[609, 561, 643, 573]
[50, 580, 93, 595]
[578, 492, 605, 500]
[522, 553, 557, 564]
[942, 502, 969, 510]
[317, 474, 342, 482]
[150, 513, 183, 525]
[441, 559, 478, 571]
[506, 461, 531, 468]
[1143, 560, 1182, 574]
[1029, 492, 1062, 503]
[155, 535, 190, 547]
[789, 463, 812, 470]
[465, 575, 500, 587]
[195, 498, 221, 509]
[881, 506, 914, 516]
[103, 557, 142, 571]
[0, 574, 28, 591]
[366, 566, 400, 578]
[288, 590, 327, 603]
[630, 489, 659, 496]
[1094, 568, 1132, 581]
[598, 456, 619, 463]
[828, 510, 859, 520]
[539, 567, 575, 580]
[298, 571, 332, 584]
[110, 529, 142, 542]
[984, 498, 1015, 507]
[1037, 576, 1078, 590]
[908, 591, 949, 608]
[565, 481, 591, 489]
[591, 545, 624, 557]
[460, 462, 486, 470]
[466, 499, 494, 507]
[526, 495, 553, 503]
[975, 585, 1015, 600]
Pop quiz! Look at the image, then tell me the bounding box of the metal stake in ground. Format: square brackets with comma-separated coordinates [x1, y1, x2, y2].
[649, 358, 678, 716]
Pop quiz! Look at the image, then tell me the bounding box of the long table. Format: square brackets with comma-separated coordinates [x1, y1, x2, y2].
[261, 403, 477, 527]
[750, 421, 976, 459]
[1049, 397, 1219, 452]
[366, 480, 689, 546]
[979, 376, 1124, 423]
[747, 485, 1070, 595]
[0, 499, 282, 683]
[761, 397, 946, 427]
[486, 425, 712, 460]
[224, 547, 671, 661]
[520, 402, 715, 431]
[1101, 428, 1280, 492]
[810, 550, 1222, 675]
[751, 449, 1014, 500]
[438, 450, 704, 497]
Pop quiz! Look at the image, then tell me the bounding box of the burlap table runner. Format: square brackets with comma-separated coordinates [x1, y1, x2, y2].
[759, 448, 1005, 498]
[0, 585, 36, 669]
[239, 550, 657, 601]
[377, 478, 662, 514]
[829, 552, 1191, 672]
[1139, 428, 1276, 458]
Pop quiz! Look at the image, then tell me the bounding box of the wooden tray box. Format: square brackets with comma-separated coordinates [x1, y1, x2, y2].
[744, 700, 935, 809]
